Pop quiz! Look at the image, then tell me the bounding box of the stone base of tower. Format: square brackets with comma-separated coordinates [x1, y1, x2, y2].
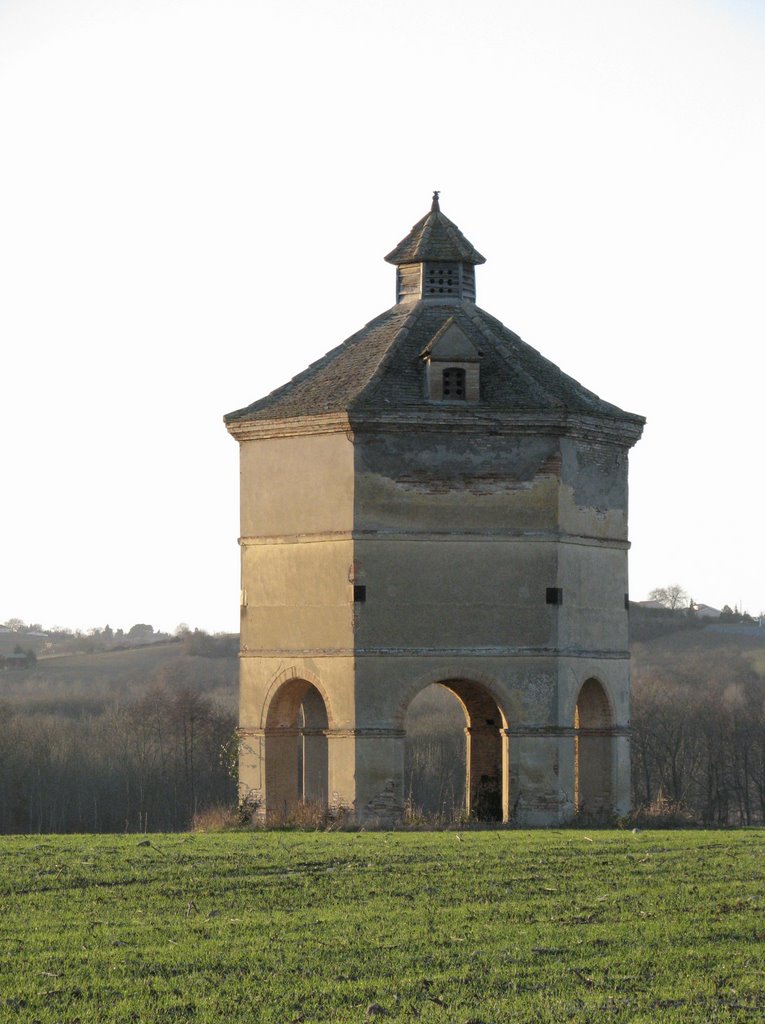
[237, 654, 631, 828]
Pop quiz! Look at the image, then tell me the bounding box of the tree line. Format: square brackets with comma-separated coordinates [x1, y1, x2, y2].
[1, 668, 763, 830]
[0, 686, 236, 833]
[631, 650, 765, 825]
[1, 610, 762, 830]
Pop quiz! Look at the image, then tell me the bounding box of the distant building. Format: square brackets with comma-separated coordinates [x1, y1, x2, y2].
[691, 603, 721, 619]
[225, 195, 644, 825]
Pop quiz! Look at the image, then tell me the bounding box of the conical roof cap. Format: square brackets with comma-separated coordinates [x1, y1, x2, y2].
[385, 192, 486, 266]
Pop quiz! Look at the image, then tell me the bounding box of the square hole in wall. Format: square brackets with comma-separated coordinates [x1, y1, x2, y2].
[353, 585, 367, 603]
[546, 587, 563, 606]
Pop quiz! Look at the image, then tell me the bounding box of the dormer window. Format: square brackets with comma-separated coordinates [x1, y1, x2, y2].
[421, 318, 481, 403]
[442, 367, 466, 399]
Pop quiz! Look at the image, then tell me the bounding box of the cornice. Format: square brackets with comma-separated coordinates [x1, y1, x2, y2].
[225, 412, 352, 441]
[348, 410, 643, 447]
[238, 529, 630, 550]
[226, 408, 643, 447]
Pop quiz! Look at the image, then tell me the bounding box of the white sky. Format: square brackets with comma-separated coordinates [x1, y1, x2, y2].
[1, 0, 763, 633]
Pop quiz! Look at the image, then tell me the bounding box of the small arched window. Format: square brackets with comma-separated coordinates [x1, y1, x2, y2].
[442, 367, 466, 400]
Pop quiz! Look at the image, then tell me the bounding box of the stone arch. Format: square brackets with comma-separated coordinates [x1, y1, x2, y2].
[401, 676, 509, 822]
[574, 677, 613, 819]
[263, 677, 329, 818]
[260, 666, 334, 730]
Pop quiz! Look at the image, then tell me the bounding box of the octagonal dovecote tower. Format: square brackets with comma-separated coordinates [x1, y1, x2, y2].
[225, 194, 644, 825]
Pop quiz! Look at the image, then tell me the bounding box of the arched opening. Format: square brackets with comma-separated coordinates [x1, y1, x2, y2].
[404, 680, 508, 822]
[264, 679, 328, 819]
[574, 678, 613, 819]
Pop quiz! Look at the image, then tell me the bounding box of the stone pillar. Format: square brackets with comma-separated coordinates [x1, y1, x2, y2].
[301, 686, 329, 805]
[264, 728, 300, 819]
[465, 725, 503, 821]
[501, 728, 512, 823]
[510, 729, 568, 826]
[507, 728, 521, 822]
[613, 729, 631, 817]
[326, 731, 358, 814]
[302, 729, 329, 804]
[556, 731, 577, 822]
[577, 730, 612, 815]
[354, 729, 406, 825]
[237, 728, 265, 817]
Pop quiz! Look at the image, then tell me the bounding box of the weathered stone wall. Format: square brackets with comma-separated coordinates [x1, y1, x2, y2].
[240, 540, 355, 652]
[237, 431, 358, 813]
[353, 539, 558, 649]
[559, 437, 629, 539]
[354, 430, 561, 532]
[235, 421, 634, 825]
[238, 430, 356, 657]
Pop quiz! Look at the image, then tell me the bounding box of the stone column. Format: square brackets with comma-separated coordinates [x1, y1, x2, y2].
[613, 729, 631, 817]
[556, 730, 577, 821]
[325, 730, 358, 815]
[237, 728, 266, 819]
[577, 730, 613, 815]
[353, 729, 406, 826]
[509, 728, 569, 826]
[465, 725, 503, 821]
[501, 728, 512, 823]
[302, 729, 329, 804]
[264, 728, 300, 819]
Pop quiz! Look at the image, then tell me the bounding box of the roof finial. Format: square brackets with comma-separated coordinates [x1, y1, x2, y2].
[431, 190, 440, 211]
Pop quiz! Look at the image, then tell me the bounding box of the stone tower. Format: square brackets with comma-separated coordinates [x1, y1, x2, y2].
[225, 195, 644, 825]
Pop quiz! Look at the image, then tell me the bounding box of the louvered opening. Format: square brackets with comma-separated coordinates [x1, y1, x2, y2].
[442, 367, 466, 399]
[424, 262, 459, 297]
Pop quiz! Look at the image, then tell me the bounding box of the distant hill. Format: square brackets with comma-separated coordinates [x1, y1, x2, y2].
[0, 638, 238, 716]
[629, 603, 765, 676]
[3, 611, 762, 723]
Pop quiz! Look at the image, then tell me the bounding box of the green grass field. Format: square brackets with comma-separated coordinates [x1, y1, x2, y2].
[1, 831, 763, 1023]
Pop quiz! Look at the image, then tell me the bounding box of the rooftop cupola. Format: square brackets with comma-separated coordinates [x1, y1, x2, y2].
[385, 192, 486, 305]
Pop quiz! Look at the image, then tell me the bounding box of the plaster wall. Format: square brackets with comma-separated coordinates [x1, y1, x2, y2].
[237, 430, 359, 815]
[556, 543, 629, 651]
[352, 655, 554, 728]
[240, 540, 354, 652]
[354, 539, 558, 650]
[239, 432, 354, 537]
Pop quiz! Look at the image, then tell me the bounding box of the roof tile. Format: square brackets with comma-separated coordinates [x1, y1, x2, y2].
[385, 208, 486, 266]
[224, 300, 643, 428]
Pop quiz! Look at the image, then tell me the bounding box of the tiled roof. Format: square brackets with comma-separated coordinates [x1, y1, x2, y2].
[224, 300, 644, 427]
[384, 196, 486, 266]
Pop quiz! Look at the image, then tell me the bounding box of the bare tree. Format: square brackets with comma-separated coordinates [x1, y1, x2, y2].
[648, 584, 689, 610]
